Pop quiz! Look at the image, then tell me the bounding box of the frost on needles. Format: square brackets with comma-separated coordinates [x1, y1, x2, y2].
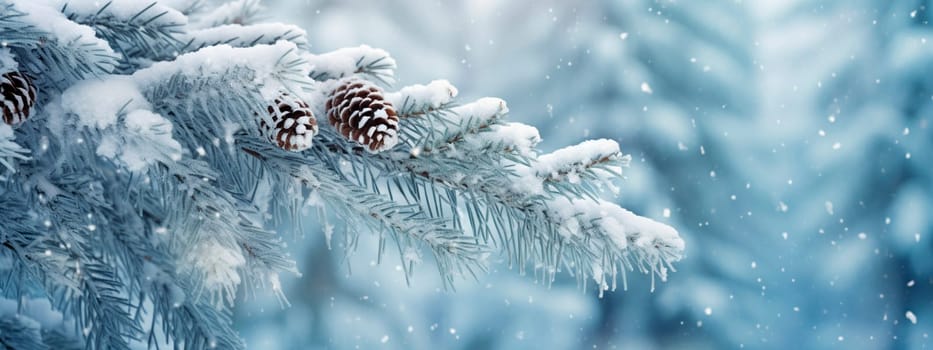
[0, 0, 684, 348]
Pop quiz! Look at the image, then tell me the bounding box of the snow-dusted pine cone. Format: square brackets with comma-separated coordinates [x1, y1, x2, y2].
[257, 92, 318, 151]
[1, 71, 37, 125]
[325, 78, 399, 153]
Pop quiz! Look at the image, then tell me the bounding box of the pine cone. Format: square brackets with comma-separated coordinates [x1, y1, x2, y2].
[1, 71, 37, 125]
[325, 78, 399, 153]
[257, 92, 318, 151]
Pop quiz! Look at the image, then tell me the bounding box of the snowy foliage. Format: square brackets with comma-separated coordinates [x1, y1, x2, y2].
[261, 0, 933, 349]
[0, 0, 683, 348]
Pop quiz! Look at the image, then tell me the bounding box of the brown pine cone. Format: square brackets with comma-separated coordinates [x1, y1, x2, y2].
[257, 92, 318, 151]
[325, 78, 399, 153]
[1, 71, 37, 125]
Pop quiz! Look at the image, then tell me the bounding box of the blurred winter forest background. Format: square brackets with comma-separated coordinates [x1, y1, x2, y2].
[234, 0, 933, 348]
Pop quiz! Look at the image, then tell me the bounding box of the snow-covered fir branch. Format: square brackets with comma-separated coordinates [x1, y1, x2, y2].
[0, 0, 684, 348]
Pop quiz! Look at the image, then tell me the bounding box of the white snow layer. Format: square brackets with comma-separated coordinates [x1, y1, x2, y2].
[185, 239, 246, 291]
[10, 1, 117, 58]
[133, 41, 310, 99]
[304, 45, 396, 78]
[41, 0, 187, 26]
[188, 0, 263, 29]
[535, 139, 625, 183]
[187, 23, 309, 49]
[59, 41, 315, 173]
[550, 197, 683, 252]
[463, 122, 540, 157]
[97, 109, 183, 172]
[451, 97, 509, 120]
[503, 137, 682, 267]
[61, 77, 182, 172]
[386, 79, 459, 109]
[61, 77, 150, 129]
[537, 139, 620, 174]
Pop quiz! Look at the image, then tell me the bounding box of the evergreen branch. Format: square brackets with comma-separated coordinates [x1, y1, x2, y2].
[0, 1, 685, 347]
[238, 137, 489, 284]
[323, 92, 683, 289]
[181, 23, 309, 53]
[120, 163, 247, 349]
[40, 189, 142, 350]
[305, 45, 396, 84]
[58, 1, 187, 71]
[386, 79, 460, 119]
[144, 258, 244, 350]
[414, 97, 510, 153]
[536, 139, 629, 200]
[1, 176, 140, 350]
[0, 1, 119, 87]
[188, 0, 264, 29]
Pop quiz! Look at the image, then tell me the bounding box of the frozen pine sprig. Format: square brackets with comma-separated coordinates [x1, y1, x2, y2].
[52, 0, 187, 71]
[186, 0, 265, 29]
[535, 139, 629, 198]
[1, 1, 119, 86]
[536, 139, 626, 183]
[305, 45, 397, 83]
[386, 79, 459, 118]
[183, 238, 246, 306]
[322, 80, 683, 289]
[0, 0, 682, 348]
[410, 97, 509, 154]
[183, 22, 309, 52]
[546, 196, 683, 294]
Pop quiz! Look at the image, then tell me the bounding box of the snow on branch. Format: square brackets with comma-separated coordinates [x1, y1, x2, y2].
[347, 84, 684, 290]
[187, 0, 264, 29]
[156, 0, 206, 15]
[2, 1, 119, 84]
[547, 197, 684, 294]
[182, 23, 308, 52]
[59, 76, 182, 171]
[410, 97, 509, 153]
[133, 41, 311, 98]
[34, 39, 309, 346]
[535, 139, 629, 198]
[238, 136, 488, 284]
[49, 0, 188, 24]
[387, 79, 459, 118]
[305, 45, 396, 83]
[462, 121, 541, 157]
[536, 139, 625, 183]
[51, 0, 187, 70]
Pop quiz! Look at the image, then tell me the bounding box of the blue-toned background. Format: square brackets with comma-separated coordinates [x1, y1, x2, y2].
[237, 1, 933, 348]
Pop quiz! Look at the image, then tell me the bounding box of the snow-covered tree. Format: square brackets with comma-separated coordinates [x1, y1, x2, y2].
[0, 0, 684, 348]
